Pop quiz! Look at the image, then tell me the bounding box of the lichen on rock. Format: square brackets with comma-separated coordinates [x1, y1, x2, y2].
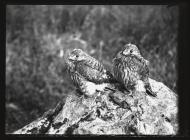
[13, 78, 178, 135]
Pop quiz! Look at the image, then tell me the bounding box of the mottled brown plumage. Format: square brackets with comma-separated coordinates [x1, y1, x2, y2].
[113, 43, 157, 97]
[66, 49, 115, 97]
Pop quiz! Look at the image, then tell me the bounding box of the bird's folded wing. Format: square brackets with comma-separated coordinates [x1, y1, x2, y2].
[83, 57, 105, 72]
[76, 62, 109, 84]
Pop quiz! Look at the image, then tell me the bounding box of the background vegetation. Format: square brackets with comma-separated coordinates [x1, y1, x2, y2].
[6, 5, 178, 133]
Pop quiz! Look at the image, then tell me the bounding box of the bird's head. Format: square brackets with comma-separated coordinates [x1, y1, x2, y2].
[121, 43, 141, 57]
[67, 49, 88, 62]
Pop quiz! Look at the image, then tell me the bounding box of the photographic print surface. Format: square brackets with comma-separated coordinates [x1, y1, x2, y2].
[6, 5, 178, 135]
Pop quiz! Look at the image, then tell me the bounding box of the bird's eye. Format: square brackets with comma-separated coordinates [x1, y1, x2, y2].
[76, 55, 79, 58]
[130, 49, 133, 53]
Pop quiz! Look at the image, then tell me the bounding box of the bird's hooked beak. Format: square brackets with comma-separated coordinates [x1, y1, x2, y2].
[68, 55, 75, 61]
[68, 53, 77, 61]
[122, 49, 130, 56]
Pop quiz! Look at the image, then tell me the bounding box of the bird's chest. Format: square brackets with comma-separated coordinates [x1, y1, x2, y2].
[115, 57, 139, 74]
[114, 57, 141, 85]
[123, 56, 140, 72]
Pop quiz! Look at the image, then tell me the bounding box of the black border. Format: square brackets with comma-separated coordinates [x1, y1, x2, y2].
[1, 0, 190, 139]
[178, 2, 190, 138]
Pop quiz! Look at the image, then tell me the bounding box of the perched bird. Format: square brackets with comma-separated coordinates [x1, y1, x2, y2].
[113, 43, 157, 97]
[65, 49, 115, 97]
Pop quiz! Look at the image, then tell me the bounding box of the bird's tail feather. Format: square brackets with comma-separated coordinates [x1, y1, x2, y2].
[145, 85, 157, 97]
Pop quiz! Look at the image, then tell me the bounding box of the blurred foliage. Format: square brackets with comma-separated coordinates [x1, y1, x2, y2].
[6, 5, 178, 133]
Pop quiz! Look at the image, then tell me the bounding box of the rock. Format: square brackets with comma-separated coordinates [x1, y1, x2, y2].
[13, 78, 178, 135]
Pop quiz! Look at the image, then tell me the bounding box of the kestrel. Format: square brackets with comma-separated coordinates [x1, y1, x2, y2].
[113, 43, 157, 97]
[65, 49, 115, 97]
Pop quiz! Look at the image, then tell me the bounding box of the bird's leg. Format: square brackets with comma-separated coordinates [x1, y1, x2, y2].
[143, 77, 157, 97]
[128, 83, 136, 96]
[87, 90, 103, 111]
[75, 89, 86, 104]
[128, 90, 133, 96]
[87, 97, 96, 111]
[127, 86, 134, 96]
[92, 90, 101, 104]
[117, 84, 131, 95]
[123, 83, 134, 96]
